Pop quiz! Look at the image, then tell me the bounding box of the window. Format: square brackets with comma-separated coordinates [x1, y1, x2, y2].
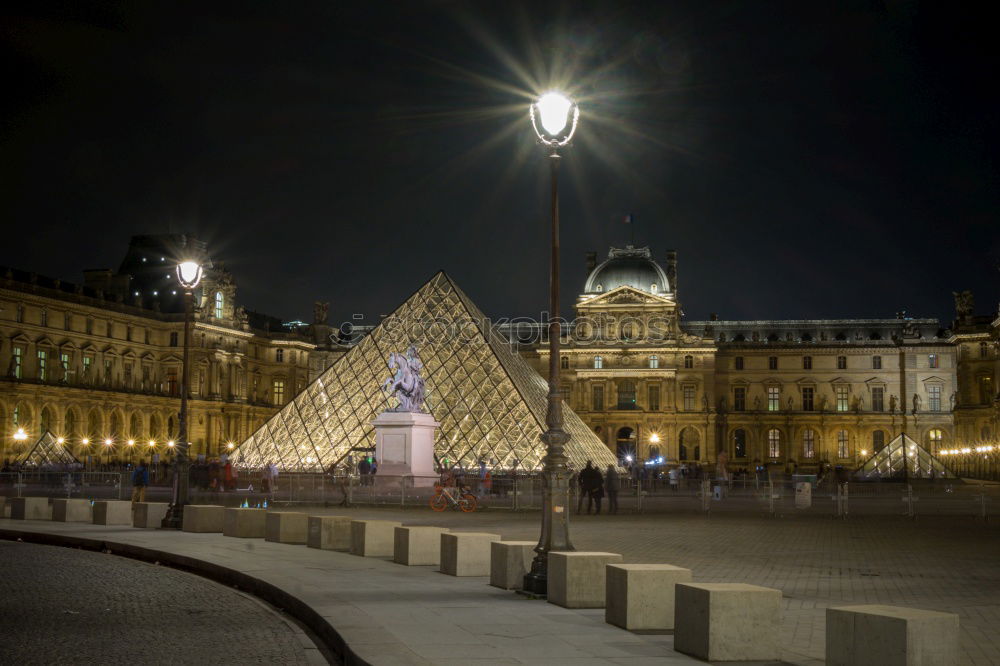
[593, 356, 603, 369]
[649, 355, 659, 369]
[104, 359, 112, 381]
[648, 385, 660, 411]
[734, 356, 744, 370]
[684, 355, 693, 369]
[836, 385, 849, 412]
[767, 429, 781, 458]
[12, 347, 23, 379]
[981, 342, 990, 359]
[15, 304, 24, 323]
[64, 313, 72, 331]
[560, 356, 569, 369]
[837, 430, 850, 458]
[733, 429, 747, 458]
[802, 387, 814, 411]
[768, 356, 778, 370]
[617, 381, 637, 410]
[980, 376, 994, 405]
[169, 332, 178, 347]
[40, 308, 48, 327]
[37, 350, 47, 381]
[86, 318, 93, 335]
[837, 356, 847, 370]
[872, 430, 885, 451]
[82, 355, 92, 378]
[276, 349, 284, 363]
[621, 323, 634, 340]
[928, 354, 938, 368]
[927, 429, 943, 449]
[166, 368, 179, 396]
[802, 429, 816, 459]
[273, 379, 285, 405]
[12, 405, 20, 426]
[60, 353, 69, 382]
[214, 292, 224, 319]
[592, 385, 604, 411]
[871, 386, 884, 412]
[767, 386, 780, 411]
[872, 355, 882, 369]
[928, 385, 942, 412]
[803, 356, 812, 370]
[683, 385, 696, 411]
[124, 363, 133, 385]
[733, 387, 746, 412]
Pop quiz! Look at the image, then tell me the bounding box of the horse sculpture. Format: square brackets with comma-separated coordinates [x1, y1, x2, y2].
[381, 346, 427, 412]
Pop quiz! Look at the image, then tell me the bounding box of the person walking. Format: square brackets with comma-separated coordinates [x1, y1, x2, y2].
[588, 467, 605, 515]
[578, 461, 595, 514]
[605, 465, 619, 515]
[131, 460, 149, 504]
[668, 466, 680, 491]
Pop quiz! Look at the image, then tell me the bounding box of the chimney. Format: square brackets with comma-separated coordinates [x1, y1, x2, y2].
[585, 252, 597, 272]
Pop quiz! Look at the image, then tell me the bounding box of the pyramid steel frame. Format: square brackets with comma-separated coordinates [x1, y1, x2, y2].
[854, 432, 955, 480]
[14, 431, 81, 466]
[233, 272, 617, 472]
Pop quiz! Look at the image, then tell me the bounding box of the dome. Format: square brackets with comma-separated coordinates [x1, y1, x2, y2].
[583, 246, 670, 295]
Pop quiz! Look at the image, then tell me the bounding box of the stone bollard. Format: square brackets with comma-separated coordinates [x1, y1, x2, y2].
[547, 552, 623, 608]
[93, 500, 133, 525]
[133, 502, 170, 528]
[265, 512, 308, 544]
[349, 520, 403, 557]
[674, 583, 782, 662]
[490, 541, 536, 590]
[394, 526, 450, 566]
[10, 497, 49, 520]
[52, 498, 92, 523]
[307, 515, 352, 551]
[826, 604, 959, 666]
[0, 496, 7, 519]
[606, 563, 693, 630]
[223, 508, 267, 538]
[440, 532, 501, 576]
[182, 505, 225, 533]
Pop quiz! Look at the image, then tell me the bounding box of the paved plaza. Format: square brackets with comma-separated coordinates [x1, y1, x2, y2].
[1, 509, 998, 665]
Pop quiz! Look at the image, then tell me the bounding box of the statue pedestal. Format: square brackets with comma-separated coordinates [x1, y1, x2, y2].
[372, 411, 439, 487]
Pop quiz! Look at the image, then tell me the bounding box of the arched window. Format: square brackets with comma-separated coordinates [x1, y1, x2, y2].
[872, 430, 886, 451]
[593, 356, 603, 369]
[767, 429, 781, 458]
[214, 291, 224, 319]
[150, 414, 162, 439]
[684, 355, 693, 369]
[802, 429, 816, 459]
[649, 355, 659, 369]
[87, 410, 101, 437]
[650, 283, 658, 293]
[595, 284, 603, 292]
[110, 412, 123, 439]
[732, 429, 747, 458]
[679, 427, 701, 461]
[615, 427, 635, 461]
[837, 430, 850, 458]
[130, 413, 142, 438]
[40, 407, 53, 434]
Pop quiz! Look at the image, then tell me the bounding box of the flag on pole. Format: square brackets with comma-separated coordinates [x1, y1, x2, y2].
[624, 213, 633, 224]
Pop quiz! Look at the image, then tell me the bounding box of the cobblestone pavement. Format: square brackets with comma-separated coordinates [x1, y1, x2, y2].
[0, 541, 324, 665]
[303, 505, 1000, 665]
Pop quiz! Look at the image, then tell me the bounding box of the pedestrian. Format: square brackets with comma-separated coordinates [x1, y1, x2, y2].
[589, 467, 605, 515]
[579, 460, 599, 514]
[482, 469, 492, 496]
[369, 459, 378, 485]
[131, 460, 149, 504]
[223, 460, 234, 492]
[605, 465, 619, 515]
[668, 466, 680, 491]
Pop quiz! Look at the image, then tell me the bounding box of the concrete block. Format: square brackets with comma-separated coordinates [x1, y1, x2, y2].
[605, 563, 693, 630]
[265, 512, 308, 544]
[394, 526, 450, 565]
[182, 504, 225, 533]
[133, 502, 170, 528]
[674, 582, 782, 662]
[10, 497, 49, 520]
[52, 498, 92, 522]
[0, 496, 7, 518]
[223, 508, 267, 538]
[547, 551, 623, 608]
[307, 515, 353, 550]
[93, 500, 133, 525]
[826, 604, 960, 666]
[440, 532, 501, 576]
[490, 541, 536, 590]
[349, 520, 403, 557]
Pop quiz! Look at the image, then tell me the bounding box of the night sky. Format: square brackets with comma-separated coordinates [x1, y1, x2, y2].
[2, 1, 997, 328]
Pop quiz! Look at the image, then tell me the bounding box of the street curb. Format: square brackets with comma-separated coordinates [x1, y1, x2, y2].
[0, 528, 365, 666]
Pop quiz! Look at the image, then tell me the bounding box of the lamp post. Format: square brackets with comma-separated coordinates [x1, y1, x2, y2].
[523, 91, 580, 595]
[162, 259, 203, 528]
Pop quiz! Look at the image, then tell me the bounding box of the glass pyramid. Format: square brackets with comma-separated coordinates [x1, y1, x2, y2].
[233, 272, 618, 472]
[15, 431, 81, 466]
[853, 432, 954, 480]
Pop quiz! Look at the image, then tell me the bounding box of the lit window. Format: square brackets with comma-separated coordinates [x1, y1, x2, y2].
[593, 356, 603, 369]
[649, 355, 659, 369]
[837, 430, 849, 458]
[684, 355, 693, 369]
[928, 354, 938, 368]
[60, 353, 70, 382]
[803, 356, 812, 370]
[12, 347, 23, 379]
[733, 387, 746, 411]
[37, 350, 47, 382]
[802, 387, 814, 411]
[734, 356, 744, 370]
[836, 385, 849, 412]
[767, 386, 780, 411]
[927, 428, 943, 450]
[837, 356, 847, 370]
[767, 429, 781, 458]
[802, 429, 816, 459]
[928, 385, 941, 411]
[273, 379, 285, 405]
[214, 292, 224, 319]
[768, 356, 777, 370]
[872, 355, 882, 369]
[871, 386, 884, 412]
[682, 385, 696, 411]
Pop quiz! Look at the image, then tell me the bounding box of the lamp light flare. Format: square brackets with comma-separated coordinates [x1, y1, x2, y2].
[127, 439, 135, 446]
[176, 260, 203, 289]
[82, 438, 89, 445]
[536, 92, 573, 136]
[57, 437, 65, 445]
[104, 439, 112, 446]
[13, 428, 28, 441]
[649, 432, 660, 443]
[148, 440, 155, 447]
[167, 440, 175, 447]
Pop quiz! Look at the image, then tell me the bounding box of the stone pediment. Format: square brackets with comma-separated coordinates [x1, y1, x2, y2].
[578, 285, 675, 307]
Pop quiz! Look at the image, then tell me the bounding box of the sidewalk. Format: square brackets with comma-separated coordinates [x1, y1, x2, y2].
[0, 518, 704, 666]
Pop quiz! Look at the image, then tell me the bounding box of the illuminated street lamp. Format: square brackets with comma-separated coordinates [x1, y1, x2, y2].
[523, 91, 580, 596]
[13, 428, 28, 442]
[162, 257, 203, 529]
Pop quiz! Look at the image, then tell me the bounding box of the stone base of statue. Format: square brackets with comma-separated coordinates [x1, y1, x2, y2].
[372, 411, 439, 487]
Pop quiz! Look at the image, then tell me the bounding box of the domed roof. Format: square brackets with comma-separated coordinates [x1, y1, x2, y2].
[583, 246, 670, 295]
